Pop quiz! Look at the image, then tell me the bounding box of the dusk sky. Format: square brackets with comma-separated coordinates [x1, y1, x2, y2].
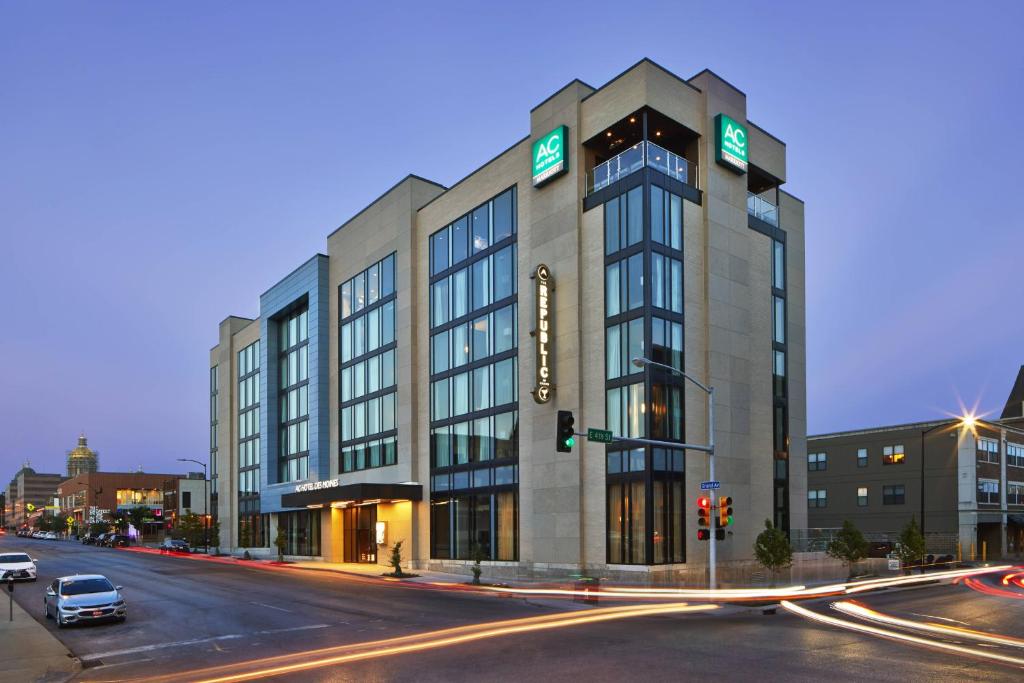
[2, 1, 1022, 476]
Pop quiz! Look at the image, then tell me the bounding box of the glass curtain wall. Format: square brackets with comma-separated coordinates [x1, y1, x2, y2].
[429, 187, 519, 562]
[339, 253, 398, 472]
[771, 238, 790, 534]
[278, 307, 310, 482]
[237, 341, 266, 547]
[277, 510, 320, 556]
[604, 168, 686, 565]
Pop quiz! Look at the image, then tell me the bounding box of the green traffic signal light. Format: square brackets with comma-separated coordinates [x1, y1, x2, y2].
[565, 436, 575, 448]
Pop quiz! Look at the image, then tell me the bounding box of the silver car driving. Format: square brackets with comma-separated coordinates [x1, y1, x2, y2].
[44, 574, 127, 627]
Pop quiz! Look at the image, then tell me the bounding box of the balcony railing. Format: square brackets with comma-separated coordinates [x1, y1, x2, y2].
[747, 191, 779, 227]
[587, 141, 697, 195]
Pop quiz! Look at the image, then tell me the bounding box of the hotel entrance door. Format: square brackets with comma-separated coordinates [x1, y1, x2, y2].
[343, 506, 377, 563]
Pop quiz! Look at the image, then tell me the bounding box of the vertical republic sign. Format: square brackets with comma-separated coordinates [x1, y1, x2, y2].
[531, 264, 553, 403]
[714, 113, 748, 174]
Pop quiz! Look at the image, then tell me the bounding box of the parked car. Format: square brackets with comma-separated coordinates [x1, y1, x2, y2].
[160, 538, 190, 554]
[80, 534, 97, 545]
[31, 531, 44, 539]
[0, 552, 38, 581]
[104, 534, 130, 548]
[43, 574, 127, 628]
[43, 532, 59, 540]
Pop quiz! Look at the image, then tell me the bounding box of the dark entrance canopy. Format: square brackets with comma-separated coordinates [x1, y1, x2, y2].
[280, 482, 422, 509]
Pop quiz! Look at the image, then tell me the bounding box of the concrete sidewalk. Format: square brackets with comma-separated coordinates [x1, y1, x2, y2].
[0, 594, 79, 683]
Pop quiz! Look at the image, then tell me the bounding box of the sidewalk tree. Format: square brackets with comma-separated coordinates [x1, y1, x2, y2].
[239, 520, 251, 549]
[896, 516, 926, 572]
[178, 513, 205, 548]
[753, 519, 793, 585]
[388, 540, 406, 577]
[470, 544, 488, 585]
[827, 520, 870, 578]
[127, 506, 153, 541]
[274, 528, 287, 563]
[208, 518, 221, 554]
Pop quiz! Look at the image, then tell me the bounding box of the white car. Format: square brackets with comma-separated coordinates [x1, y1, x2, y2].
[31, 532, 44, 539]
[44, 574, 127, 628]
[0, 552, 38, 581]
[43, 532, 59, 540]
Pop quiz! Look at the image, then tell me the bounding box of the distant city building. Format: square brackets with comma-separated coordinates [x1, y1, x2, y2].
[0, 492, 6, 529]
[66, 433, 99, 477]
[5, 463, 64, 529]
[807, 369, 1024, 558]
[57, 470, 203, 537]
[162, 473, 210, 533]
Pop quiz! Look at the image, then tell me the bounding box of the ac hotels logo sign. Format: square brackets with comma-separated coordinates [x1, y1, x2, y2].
[714, 113, 748, 174]
[532, 125, 569, 188]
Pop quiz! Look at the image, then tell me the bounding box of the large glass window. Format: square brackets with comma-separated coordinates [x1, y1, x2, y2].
[340, 253, 398, 473]
[429, 187, 518, 561]
[278, 307, 309, 483]
[603, 179, 685, 566]
[650, 186, 682, 250]
[237, 340, 264, 546]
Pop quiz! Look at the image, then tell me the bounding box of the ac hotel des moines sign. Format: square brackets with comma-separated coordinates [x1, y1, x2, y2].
[532, 264, 554, 403]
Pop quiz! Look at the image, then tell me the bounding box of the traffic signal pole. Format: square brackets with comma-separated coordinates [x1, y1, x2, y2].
[707, 386, 716, 590]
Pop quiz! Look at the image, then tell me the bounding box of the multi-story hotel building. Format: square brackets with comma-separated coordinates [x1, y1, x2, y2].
[210, 59, 807, 580]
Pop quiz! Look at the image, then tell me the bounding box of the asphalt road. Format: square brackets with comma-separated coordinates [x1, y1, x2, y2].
[2, 535, 1022, 682]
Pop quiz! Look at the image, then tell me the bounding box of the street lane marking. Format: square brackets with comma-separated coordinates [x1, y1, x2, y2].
[133, 602, 719, 683]
[250, 601, 293, 613]
[80, 624, 329, 661]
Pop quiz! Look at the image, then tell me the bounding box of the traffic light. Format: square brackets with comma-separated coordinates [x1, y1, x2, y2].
[718, 496, 733, 528]
[697, 496, 711, 540]
[556, 410, 575, 452]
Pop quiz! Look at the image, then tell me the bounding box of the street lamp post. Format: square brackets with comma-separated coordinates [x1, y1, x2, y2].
[632, 357, 717, 589]
[177, 458, 208, 554]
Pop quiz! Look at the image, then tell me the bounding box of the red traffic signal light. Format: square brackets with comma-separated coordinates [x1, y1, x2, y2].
[697, 497, 711, 531]
[697, 529, 710, 541]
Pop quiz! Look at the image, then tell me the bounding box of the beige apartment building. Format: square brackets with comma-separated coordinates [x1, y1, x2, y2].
[209, 59, 807, 582]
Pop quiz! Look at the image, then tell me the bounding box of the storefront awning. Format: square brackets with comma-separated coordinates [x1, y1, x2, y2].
[281, 482, 423, 509]
[1008, 514, 1024, 526]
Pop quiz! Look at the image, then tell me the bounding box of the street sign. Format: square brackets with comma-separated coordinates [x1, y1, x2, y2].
[587, 428, 613, 444]
[887, 555, 900, 571]
[700, 481, 721, 490]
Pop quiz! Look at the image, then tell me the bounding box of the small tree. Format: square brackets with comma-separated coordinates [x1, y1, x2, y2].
[470, 544, 488, 585]
[896, 516, 926, 573]
[207, 519, 220, 554]
[389, 540, 406, 577]
[178, 513, 204, 548]
[88, 522, 108, 537]
[239, 520, 251, 549]
[127, 506, 153, 543]
[827, 520, 870, 578]
[274, 528, 287, 563]
[753, 519, 793, 585]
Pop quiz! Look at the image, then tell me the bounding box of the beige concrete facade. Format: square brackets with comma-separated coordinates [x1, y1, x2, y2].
[209, 59, 807, 582]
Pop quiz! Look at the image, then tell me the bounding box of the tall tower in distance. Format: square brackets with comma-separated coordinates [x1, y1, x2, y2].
[66, 434, 99, 477]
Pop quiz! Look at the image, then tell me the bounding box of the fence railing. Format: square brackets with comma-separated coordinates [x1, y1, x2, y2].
[587, 141, 697, 195]
[747, 191, 779, 227]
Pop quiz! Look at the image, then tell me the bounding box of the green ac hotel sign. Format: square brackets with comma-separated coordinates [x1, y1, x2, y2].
[532, 125, 568, 187]
[714, 113, 748, 174]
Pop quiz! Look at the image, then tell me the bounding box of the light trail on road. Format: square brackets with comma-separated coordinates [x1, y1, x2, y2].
[127, 602, 718, 683]
[780, 600, 1024, 668]
[467, 564, 1013, 602]
[832, 600, 1024, 649]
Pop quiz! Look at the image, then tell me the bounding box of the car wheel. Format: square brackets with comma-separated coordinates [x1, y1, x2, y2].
[43, 602, 50, 619]
[56, 613, 65, 628]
